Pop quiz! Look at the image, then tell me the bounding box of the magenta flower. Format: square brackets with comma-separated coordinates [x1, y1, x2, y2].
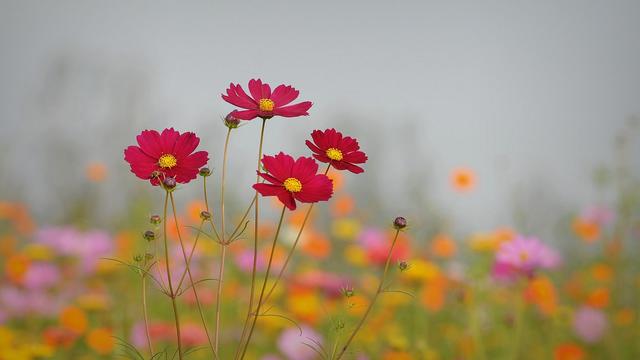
[222, 79, 312, 120]
[23, 262, 60, 290]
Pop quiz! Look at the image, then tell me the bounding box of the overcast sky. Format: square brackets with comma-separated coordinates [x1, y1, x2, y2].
[1, 0, 639, 234]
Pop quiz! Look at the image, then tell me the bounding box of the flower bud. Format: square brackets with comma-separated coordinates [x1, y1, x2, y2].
[393, 216, 407, 230]
[341, 286, 354, 298]
[200, 211, 211, 220]
[143, 230, 156, 241]
[133, 254, 143, 262]
[399, 261, 409, 272]
[149, 215, 161, 225]
[199, 167, 211, 177]
[162, 177, 177, 190]
[224, 112, 240, 129]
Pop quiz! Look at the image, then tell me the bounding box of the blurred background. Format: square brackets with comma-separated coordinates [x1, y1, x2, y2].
[2, 0, 639, 233]
[1, 1, 640, 359]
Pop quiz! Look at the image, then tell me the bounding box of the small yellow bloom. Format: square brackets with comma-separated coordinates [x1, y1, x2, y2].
[331, 218, 361, 240]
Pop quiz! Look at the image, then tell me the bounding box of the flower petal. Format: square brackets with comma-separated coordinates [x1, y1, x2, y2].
[272, 101, 312, 117]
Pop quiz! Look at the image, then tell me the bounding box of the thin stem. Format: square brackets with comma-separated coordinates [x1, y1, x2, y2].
[162, 190, 183, 360]
[141, 271, 154, 356]
[175, 220, 205, 291]
[214, 128, 232, 352]
[235, 118, 267, 359]
[262, 164, 331, 304]
[169, 192, 216, 358]
[203, 176, 222, 243]
[335, 229, 401, 360]
[239, 205, 287, 359]
[509, 286, 525, 360]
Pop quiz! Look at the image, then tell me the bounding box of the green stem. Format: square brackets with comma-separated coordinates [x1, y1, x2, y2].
[239, 205, 287, 359]
[214, 127, 232, 353]
[509, 286, 525, 360]
[235, 118, 267, 359]
[336, 229, 401, 360]
[169, 192, 216, 358]
[141, 271, 154, 356]
[162, 190, 183, 360]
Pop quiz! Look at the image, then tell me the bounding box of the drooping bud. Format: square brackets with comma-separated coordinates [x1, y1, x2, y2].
[149, 215, 161, 225]
[143, 230, 156, 241]
[393, 216, 407, 230]
[162, 177, 177, 190]
[223, 112, 240, 129]
[199, 167, 211, 177]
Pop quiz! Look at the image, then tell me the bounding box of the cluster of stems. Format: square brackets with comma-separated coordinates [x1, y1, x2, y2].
[136, 118, 402, 360]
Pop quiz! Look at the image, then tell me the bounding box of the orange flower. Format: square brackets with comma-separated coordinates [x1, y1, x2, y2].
[43, 326, 77, 348]
[330, 194, 355, 217]
[591, 263, 613, 283]
[5, 253, 30, 284]
[586, 287, 610, 308]
[450, 167, 476, 192]
[86, 328, 114, 354]
[430, 233, 457, 258]
[301, 230, 331, 259]
[86, 162, 107, 182]
[59, 306, 88, 334]
[421, 275, 448, 312]
[186, 200, 207, 224]
[554, 343, 585, 360]
[327, 170, 344, 192]
[525, 275, 557, 316]
[572, 218, 600, 243]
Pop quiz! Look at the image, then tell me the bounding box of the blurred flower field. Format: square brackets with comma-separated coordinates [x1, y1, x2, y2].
[1, 81, 639, 360]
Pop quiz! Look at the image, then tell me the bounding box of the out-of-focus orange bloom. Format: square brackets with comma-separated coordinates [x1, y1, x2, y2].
[301, 230, 331, 259]
[421, 275, 448, 312]
[554, 342, 585, 360]
[59, 306, 88, 334]
[331, 194, 355, 217]
[86, 328, 114, 354]
[5, 253, 30, 284]
[0, 202, 35, 234]
[591, 263, 613, 283]
[494, 227, 516, 242]
[327, 170, 344, 192]
[614, 308, 634, 326]
[383, 351, 412, 360]
[43, 326, 77, 348]
[563, 276, 585, 302]
[287, 290, 320, 325]
[289, 207, 315, 227]
[450, 167, 476, 192]
[525, 275, 557, 316]
[166, 214, 186, 240]
[186, 200, 207, 224]
[114, 231, 135, 258]
[0, 235, 16, 257]
[346, 294, 370, 316]
[572, 218, 600, 243]
[85, 162, 107, 182]
[586, 287, 610, 308]
[430, 233, 457, 258]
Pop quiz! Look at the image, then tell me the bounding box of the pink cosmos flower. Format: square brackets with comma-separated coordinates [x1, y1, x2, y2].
[222, 79, 312, 120]
[573, 306, 608, 343]
[277, 325, 323, 360]
[493, 235, 561, 280]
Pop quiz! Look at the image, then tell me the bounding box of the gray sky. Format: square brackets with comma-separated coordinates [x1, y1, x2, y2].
[1, 0, 639, 234]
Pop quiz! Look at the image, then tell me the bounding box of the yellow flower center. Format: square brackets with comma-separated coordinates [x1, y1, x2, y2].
[158, 154, 177, 169]
[326, 148, 343, 161]
[259, 98, 275, 112]
[283, 177, 302, 193]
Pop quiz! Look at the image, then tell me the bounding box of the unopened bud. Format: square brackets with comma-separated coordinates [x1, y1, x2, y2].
[224, 113, 241, 129]
[133, 254, 143, 262]
[162, 177, 176, 190]
[200, 211, 211, 220]
[143, 230, 156, 241]
[199, 167, 211, 177]
[393, 216, 407, 230]
[149, 215, 161, 225]
[399, 261, 409, 272]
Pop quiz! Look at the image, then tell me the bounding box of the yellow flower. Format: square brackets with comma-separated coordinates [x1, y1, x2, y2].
[23, 244, 54, 261]
[344, 245, 367, 266]
[404, 260, 440, 282]
[331, 218, 361, 240]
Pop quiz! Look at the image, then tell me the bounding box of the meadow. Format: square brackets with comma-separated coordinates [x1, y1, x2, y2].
[1, 79, 639, 360]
